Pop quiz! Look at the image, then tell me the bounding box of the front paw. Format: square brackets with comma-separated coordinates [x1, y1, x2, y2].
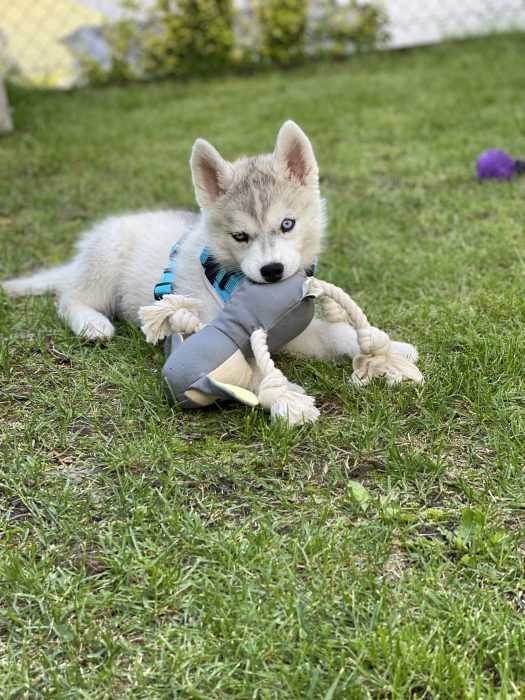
[391, 340, 419, 363]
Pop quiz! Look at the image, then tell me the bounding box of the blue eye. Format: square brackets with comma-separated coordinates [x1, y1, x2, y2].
[280, 218, 295, 233]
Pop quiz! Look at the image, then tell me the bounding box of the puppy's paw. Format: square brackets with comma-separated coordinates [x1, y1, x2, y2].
[80, 317, 115, 341]
[391, 341, 419, 363]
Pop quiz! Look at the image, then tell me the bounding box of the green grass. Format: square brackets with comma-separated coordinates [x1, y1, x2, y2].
[1, 34, 525, 698]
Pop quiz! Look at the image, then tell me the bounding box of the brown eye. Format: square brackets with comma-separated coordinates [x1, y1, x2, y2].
[280, 218, 295, 233]
[232, 232, 249, 242]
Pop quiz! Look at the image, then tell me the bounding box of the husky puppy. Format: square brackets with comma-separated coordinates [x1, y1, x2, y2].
[2, 120, 416, 364]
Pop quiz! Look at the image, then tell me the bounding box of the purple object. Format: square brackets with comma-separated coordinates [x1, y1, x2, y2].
[476, 149, 525, 180]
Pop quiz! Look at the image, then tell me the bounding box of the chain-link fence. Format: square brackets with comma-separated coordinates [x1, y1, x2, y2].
[1, 0, 524, 89]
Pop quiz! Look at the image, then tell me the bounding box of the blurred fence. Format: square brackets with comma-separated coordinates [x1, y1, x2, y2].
[1, 0, 524, 89]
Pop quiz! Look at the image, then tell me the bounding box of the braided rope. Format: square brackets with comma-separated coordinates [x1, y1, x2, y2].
[307, 277, 423, 385]
[250, 328, 288, 403]
[139, 294, 203, 345]
[317, 295, 348, 324]
[309, 278, 370, 329]
[250, 328, 319, 425]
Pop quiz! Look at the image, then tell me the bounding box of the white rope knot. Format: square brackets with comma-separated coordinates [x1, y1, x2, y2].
[352, 351, 423, 386]
[257, 371, 289, 409]
[357, 326, 391, 356]
[306, 277, 423, 386]
[139, 294, 203, 345]
[250, 328, 319, 425]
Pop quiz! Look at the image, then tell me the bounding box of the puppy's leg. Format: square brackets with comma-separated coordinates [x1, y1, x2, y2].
[284, 319, 418, 363]
[283, 319, 360, 361]
[57, 295, 115, 341]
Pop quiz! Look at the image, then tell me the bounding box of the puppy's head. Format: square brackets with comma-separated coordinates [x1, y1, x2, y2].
[190, 121, 326, 283]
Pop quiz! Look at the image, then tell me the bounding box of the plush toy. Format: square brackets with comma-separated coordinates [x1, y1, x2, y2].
[139, 271, 423, 425]
[476, 149, 525, 180]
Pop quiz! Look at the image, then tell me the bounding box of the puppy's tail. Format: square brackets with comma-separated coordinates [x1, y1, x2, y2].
[2, 263, 73, 298]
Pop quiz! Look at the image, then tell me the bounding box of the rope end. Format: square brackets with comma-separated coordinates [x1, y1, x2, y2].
[352, 351, 424, 386]
[139, 295, 202, 345]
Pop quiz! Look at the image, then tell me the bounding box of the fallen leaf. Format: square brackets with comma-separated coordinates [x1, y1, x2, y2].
[347, 480, 371, 512]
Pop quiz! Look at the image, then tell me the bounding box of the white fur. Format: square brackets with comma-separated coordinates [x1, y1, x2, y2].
[2, 121, 418, 372]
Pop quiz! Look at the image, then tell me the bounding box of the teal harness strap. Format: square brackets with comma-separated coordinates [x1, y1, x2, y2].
[199, 247, 245, 302]
[154, 244, 179, 300]
[154, 244, 244, 303]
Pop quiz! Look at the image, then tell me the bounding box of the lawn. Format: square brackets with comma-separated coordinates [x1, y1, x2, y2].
[1, 33, 525, 698]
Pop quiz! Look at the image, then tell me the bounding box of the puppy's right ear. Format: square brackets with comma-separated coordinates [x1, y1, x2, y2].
[190, 139, 234, 209]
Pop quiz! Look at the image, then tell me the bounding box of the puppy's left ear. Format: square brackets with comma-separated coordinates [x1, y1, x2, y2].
[274, 120, 319, 187]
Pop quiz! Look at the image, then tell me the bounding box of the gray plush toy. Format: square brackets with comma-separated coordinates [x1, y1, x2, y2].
[161, 270, 315, 410]
[139, 268, 423, 425]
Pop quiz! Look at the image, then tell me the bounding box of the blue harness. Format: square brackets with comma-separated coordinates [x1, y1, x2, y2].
[154, 243, 316, 303]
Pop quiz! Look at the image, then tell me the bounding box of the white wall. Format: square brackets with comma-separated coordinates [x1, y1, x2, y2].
[77, 0, 525, 47]
[384, 0, 525, 48]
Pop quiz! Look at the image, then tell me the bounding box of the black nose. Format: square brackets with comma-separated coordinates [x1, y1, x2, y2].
[260, 262, 284, 282]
